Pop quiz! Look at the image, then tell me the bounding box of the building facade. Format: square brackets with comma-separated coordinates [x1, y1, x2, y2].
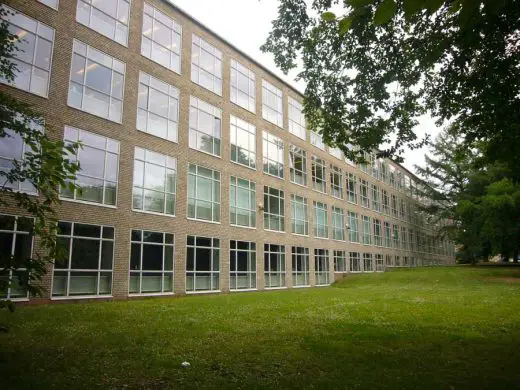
[0, 0, 455, 301]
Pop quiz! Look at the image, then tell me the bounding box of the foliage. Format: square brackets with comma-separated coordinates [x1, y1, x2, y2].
[262, 0, 520, 168]
[0, 7, 80, 311]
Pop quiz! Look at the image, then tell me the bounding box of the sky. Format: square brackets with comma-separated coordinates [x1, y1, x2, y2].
[170, 0, 439, 173]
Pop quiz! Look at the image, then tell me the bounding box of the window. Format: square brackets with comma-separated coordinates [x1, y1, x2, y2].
[330, 165, 343, 199]
[370, 154, 379, 179]
[76, 0, 130, 46]
[230, 176, 256, 228]
[401, 227, 407, 250]
[132, 147, 176, 216]
[349, 252, 361, 272]
[329, 147, 342, 160]
[399, 198, 406, 220]
[262, 80, 283, 127]
[68, 40, 125, 122]
[344, 143, 356, 166]
[359, 151, 369, 173]
[292, 246, 309, 287]
[129, 230, 174, 295]
[310, 131, 325, 150]
[394, 255, 401, 267]
[230, 115, 256, 169]
[186, 236, 219, 292]
[291, 194, 308, 235]
[39, 0, 59, 10]
[409, 229, 415, 251]
[312, 156, 326, 193]
[230, 240, 256, 290]
[141, 3, 181, 73]
[289, 145, 307, 186]
[334, 250, 347, 273]
[62, 126, 119, 206]
[263, 131, 284, 178]
[348, 211, 359, 243]
[372, 184, 380, 213]
[332, 206, 345, 241]
[137, 72, 179, 142]
[264, 244, 286, 288]
[382, 189, 389, 215]
[187, 164, 220, 223]
[263, 186, 284, 231]
[359, 178, 370, 208]
[380, 160, 387, 183]
[393, 224, 400, 248]
[389, 165, 396, 188]
[230, 59, 255, 112]
[384, 221, 392, 248]
[362, 216, 372, 245]
[52, 222, 114, 297]
[1, 6, 54, 97]
[363, 253, 373, 272]
[191, 34, 222, 95]
[391, 194, 398, 217]
[375, 254, 384, 271]
[0, 215, 33, 299]
[385, 254, 393, 267]
[288, 97, 305, 139]
[313, 201, 328, 239]
[373, 219, 383, 247]
[347, 173, 357, 204]
[189, 96, 221, 157]
[315, 249, 329, 285]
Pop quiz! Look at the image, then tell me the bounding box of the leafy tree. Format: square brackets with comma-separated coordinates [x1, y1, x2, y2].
[262, 0, 520, 169]
[0, 7, 80, 315]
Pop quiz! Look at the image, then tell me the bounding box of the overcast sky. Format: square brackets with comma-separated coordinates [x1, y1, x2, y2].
[170, 0, 439, 173]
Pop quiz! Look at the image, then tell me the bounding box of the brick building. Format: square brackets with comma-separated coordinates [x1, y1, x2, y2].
[0, 0, 455, 301]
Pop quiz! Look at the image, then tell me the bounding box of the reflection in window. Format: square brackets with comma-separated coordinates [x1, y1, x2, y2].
[312, 156, 326, 193]
[363, 253, 373, 272]
[189, 96, 221, 157]
[76, 0, 130, 46]
[288, 97, 305, 139]
[332, 206, 345, 241]
[230, 240, 256, 290]
[315, 249, 329, 285]
[230, 176, 256, 228]
[291, 194, 308, 236]
[310, 131, 324, 150]
[262, 80, 283, 127]
[349, 252, 361, 272]
[263, 131, 284, 178]
[191, 34, 222, 95]
[334, 250, 347, 273]
[39, 0, 59, 10]
[346, 173, 357, 203]
[330, 165, 343, 199]
[186, 235, 219, 292]
[230, 115, 256, 169]
[313, 201, 328, 239]
[264, 244, 286, 288]
[348, 211, 359, 243]
[289, 145, 307, 186]
[362, 215, 372, 245]
[292, 246, 309, 287]
[230, 59, 255, 112]
[263, 186, 284, 232]
[187, 164, 220, 222]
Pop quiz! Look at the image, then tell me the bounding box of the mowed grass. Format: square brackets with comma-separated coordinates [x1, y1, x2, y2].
[1, 267, 520, 389]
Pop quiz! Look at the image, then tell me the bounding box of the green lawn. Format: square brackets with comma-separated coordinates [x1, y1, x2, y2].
[1, 267, 520, 389]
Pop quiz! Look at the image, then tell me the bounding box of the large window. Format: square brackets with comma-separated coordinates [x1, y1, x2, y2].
[363, 253, 373, 272]
[349, 252, 361, 272]
[313, 201, 328, 239]
[312, 156, 326, 193]
[391, 194, 398, 217]
[264, 244, 285, 288]
[330, 165, 343, 199]
[375, 254, 384, 272]
[292, 246, 309, 287]
[385, 254, 393, 267]
[263, 186, 284, 231]
[384, 221, 392, 248]
[187, 164, 220, 223]
[382, 189, 389, 215]
[62, 127, 119, 206]
[314, 249, 329, 285]
[129, 230, 174, 295]
[230, 115, 256, 169]
[191, 34, 222, 95]
[230, 59, 255, 112]
[334, 250, 347, 273]
[132, 147, 176, 216]
[262, 80, 283, 127]
[329, 147, 342, 160]
[362, 216, 372, 245]
[347, 173, 357, 203]
[69, 40, 125, 122]
[310, 131, 324, 150]
[399, 198, 406, 220]
[39, 0, 59, 10]
[370, 154, 379, 179]
[288, 97, 305, 139]
[1, 7, 54, 97]
[186, 236, 219, 292]
[137, 71, 179, 143]
[0, 215, 33, 299]
[393, 224, 400, 248]
[52, 222, 114, 297]
[348, 211, 359, 243]
[359, 178, 370, 208]
[372, 184, 381, 213]
[380, 161, 388, 182]
[189, 96, 221, 157]
[76, 0, 130, 46]
[230, 240, 256, 290]
[141, 3, 181, 73]
[291, 194, 308, 235]
[289, 145, 307, 186]
[230, 176, 256, 228]
[373, 219, 383, 247]
[401, 226, 408, 250]
[332, 206, 345, 241]
[263, 131, 284, 178]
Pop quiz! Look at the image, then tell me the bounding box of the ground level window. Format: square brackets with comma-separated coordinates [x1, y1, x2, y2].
[314, 249, 329, 285]
[129, 230, 174, 295]
[363, 253, 373, 272]
[264, 244, 286, 288]
[394, 255, 401, 267]
[349, 252, 361, 272]
[292, 246, 309, 286]
[186, 236, 220, 292]
[230, 240, 256, 290]
[334, 250, 347, 273]
[385, 254, 393, 267]
[375, 254, 384, 272]
[52, 222, 114, 297]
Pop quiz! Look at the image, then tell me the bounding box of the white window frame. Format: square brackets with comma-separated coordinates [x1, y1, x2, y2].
[262, 79, 283, 127]
[312, 155, 326, 193]
[38, 0, 59, 10]
[362, 215, 372, 245]
[372, 184, 381, 213]
[264, 244, 286, 289]
[348, 211, 359, 243]
[229, 240, 256, 291]
[346, 173, 357, 204]
[229, 176, 256, 228]
[332, 206, 345, 241]
[310, 131, 325, 150]
[363, 253, 373, 272]
[230, 115, 256, 169]
[186, 235, 220, 293]
[330, 165, 343, 199]
[334, 250, 347, 273]
[289, 145, 307, 186]
[189, 96, 222, 157]
[76, 0, 130, 46]
[373, 218, 383, 247]
[230, 59, 255, 113]
[288, 97, 306, 139]
[314, 249, 330, 286]
[290, 194, 308, 236]
[263, 186, 285, 232]
[187, 164, 221, 223]
[262, 131, 284, 179]
[359, 178, 370, 208]
[349, 252, 361, 272]
[292, 246, 309, 287]
[191, 34, 222, 95]
[313, 201, 328, 239]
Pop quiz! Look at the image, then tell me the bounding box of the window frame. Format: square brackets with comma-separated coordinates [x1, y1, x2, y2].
[186, 235, 220, 293]
[314, 249, 330, 286]
[230, 115, 256, 170]
[76, 0, 130, 46]
[332, 206, 345, 241]
[189, 96, 222, 157]
[288, 97, 306, 139]
[187, 163, 221, 223]
[362, 215, 372, 245]
[330, 164, 343, 199]
[230, 59, 256, 113]
[229, 240, 256, 291]
[262, 79, 283, 127]
[191, 34, 223, 95]
[290, 194, 308, 236]
[264, 243, 286, 289]
[292, 246, 309, 287]
[263, 186, 285, 232]
[333, 250, 347, 273]
[229, 176, 256, 228]
[312, 155, 326, 193]
[262, 131, 284, 179]
[313, 201, 328, 239]
[289, 144, 307, 186]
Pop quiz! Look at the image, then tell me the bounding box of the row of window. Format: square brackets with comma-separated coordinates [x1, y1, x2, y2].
[1, 215, 450, 299]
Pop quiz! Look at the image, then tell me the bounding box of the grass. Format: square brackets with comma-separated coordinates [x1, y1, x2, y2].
[1, 266, 520, 389]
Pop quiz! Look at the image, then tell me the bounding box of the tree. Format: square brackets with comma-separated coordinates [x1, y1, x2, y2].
[262, 0, 520, 170]
[0, 7, 80, 315]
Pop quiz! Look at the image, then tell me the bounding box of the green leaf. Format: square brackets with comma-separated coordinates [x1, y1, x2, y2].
[373, 0, 397, 26]
[403, 0, 424, 18]
[321, 12, 336, 21]
[425, 0, 446, 13]
[338, 17, 353, 35]
[346, 0, 373, 7]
